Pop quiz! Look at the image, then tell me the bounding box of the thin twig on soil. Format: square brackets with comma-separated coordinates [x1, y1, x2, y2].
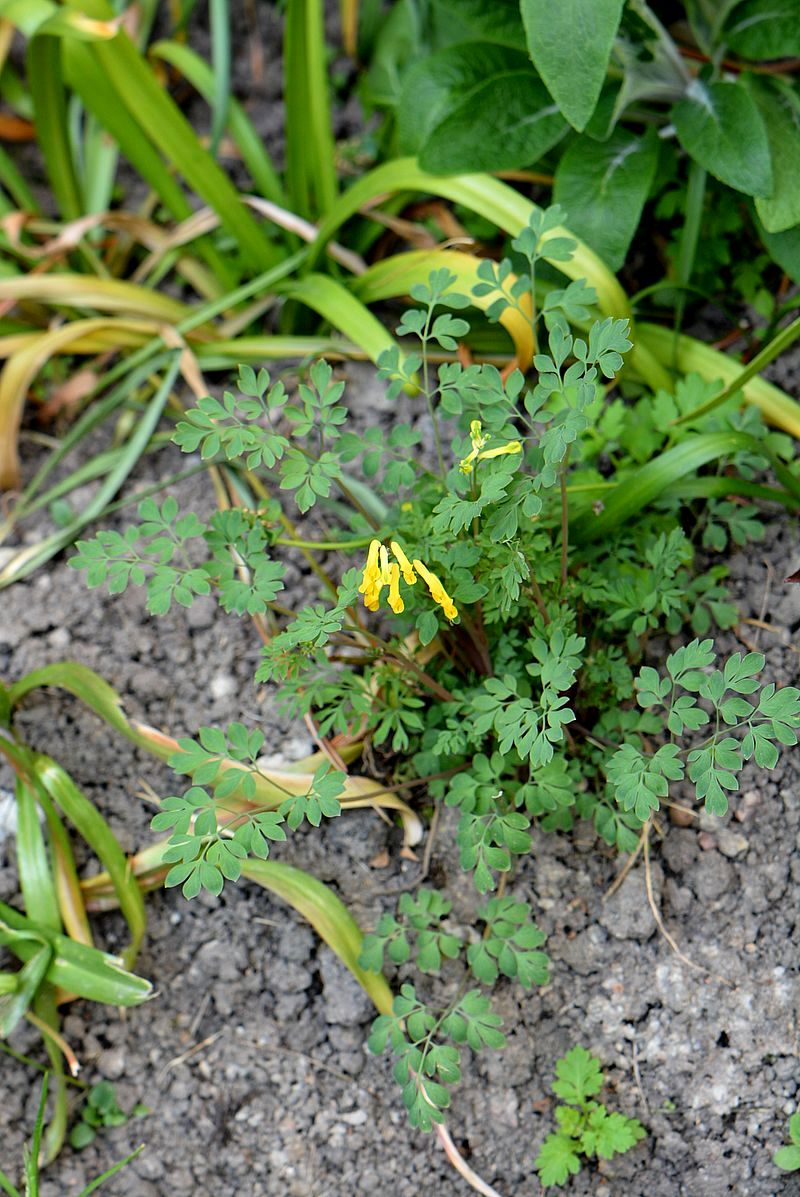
[642, 830, 733, 987]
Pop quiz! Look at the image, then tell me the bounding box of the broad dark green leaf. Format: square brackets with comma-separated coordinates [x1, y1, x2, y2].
[521, 0, 625, 131]
[397, 43, 527, 156]
[684, 0, 741, 54]
[724, 0, 800, 59]
[553, 128, 659, 270]
[742, 76, 800, 233]
[756, 216, 800, 283]
[420, 70, 569, 174]
[672, 78, 772, 196]
[433, 0, 525, 48]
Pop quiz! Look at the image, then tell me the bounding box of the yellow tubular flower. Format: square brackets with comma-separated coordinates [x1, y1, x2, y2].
[413, 559, 458, 621]
[379, 544, 391, 583]
[387, 563, 404, 614]
[477, 440, 523, 461]
[391, 541, 417, 585]
[358, 538, 383, 611]
[459, 419, 488, 474]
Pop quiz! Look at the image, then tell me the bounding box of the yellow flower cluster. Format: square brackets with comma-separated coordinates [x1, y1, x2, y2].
[459, 419, 522, 475]
[358, 540, 458, 621]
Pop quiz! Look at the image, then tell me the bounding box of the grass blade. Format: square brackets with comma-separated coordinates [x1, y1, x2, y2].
[31, 755, 146, 968]
[27, 34, 82, 219]
[31, 987, 66, 1164]
[287, 273, 401, 366]
[242, 859, 393, 1015]
[673, 312, 800, 427]
[0, 904, 152, 1006]
[90, 30, 279, 268]
[572, 430, 761, 540]
[151, 40, 286, 206]
[14, 776, 61, 932]
[77, 1145, 145, 1196]
[0, 940, 52, 1038]
[309, 158, 631, 316]
[208, 0, 230, 157]
[284, 0, 337, 218]
[637, 321, 800, 437]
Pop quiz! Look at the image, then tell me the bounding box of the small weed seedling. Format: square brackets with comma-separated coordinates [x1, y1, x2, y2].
[534, 1046, 646, 1188]
[0, 1075, 143, 1197]
[773, 1111, 800, 1172]
[69, 1083, 149, 1150]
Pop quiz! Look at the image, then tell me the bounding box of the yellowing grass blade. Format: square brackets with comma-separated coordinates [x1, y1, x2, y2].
[0, 274, 192, 319]
[31, 755, 146, 969]
[243, 859, 393, 1015]
[0, 314, 184, 491]
[309, 158, 631, 317]
[6, 662, 425, 847]
[354, 249, 534, 369]
[81, 845, 394, 1016]
[287, 274, 401, 368]
[637, 322, 800, 439]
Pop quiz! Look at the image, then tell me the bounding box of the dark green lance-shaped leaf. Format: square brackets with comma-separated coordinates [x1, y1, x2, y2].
[31, 755, 146, 969]
[398, 43, 526, 156]
[553, 128, 659, 270]
[0, 903, 151, 1007]
[521, 0, 625, 131]
[571, 431, 761, 541]
[0, 939, 52, 1038]
[742, 76, 800, 234]
[724, 0, 800, 59]
[419, 69, 569, 174]
[757, 217, 800, 283]
[672, 77, 772, 197]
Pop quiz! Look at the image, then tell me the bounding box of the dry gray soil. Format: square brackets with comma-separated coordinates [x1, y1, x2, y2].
[1, 350, 800, 1197]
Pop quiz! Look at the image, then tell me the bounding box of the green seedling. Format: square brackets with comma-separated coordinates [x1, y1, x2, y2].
[0, 1074, 143, 1197]
[534, 1046, 646, 1188]
[774, 1111, 800, 1172]
[69, 1083, 150, 1151]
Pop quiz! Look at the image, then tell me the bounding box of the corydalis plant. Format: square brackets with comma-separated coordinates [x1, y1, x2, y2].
[71, 205, 800, 1129]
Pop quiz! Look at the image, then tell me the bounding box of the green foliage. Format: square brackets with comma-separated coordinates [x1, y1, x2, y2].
[69, 1083, 149, 1150]
[535, 1046, 646, 1187]
[774, 1111, 800, 1172]
[367, 983, 506, 1130]
[0, 1074, 143, 1197]
[376, 0, 800, 292]
[71, 206, 800, 1136]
